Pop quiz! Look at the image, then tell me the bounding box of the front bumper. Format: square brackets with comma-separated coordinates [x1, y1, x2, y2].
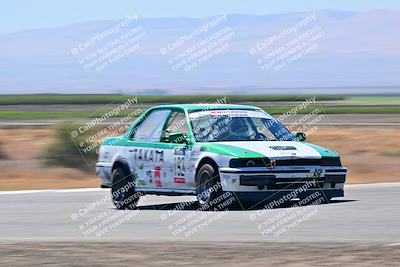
[219, 166, 347, 193]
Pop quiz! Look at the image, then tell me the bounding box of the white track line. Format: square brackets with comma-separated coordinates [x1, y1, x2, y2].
[0, 188, 104, 195]
[345, 182, 400, 188]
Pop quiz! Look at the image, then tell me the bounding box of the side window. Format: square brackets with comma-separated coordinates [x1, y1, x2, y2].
[132, 109, 171, 142]
[165, 111, 189, 135]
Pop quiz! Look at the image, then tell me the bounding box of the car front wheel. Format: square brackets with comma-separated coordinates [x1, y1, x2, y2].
[196, 164, 223, 210]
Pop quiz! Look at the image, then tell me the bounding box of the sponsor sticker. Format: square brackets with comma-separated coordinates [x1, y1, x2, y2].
[269, 146, 297, 151]
[174, 177, 186, 184]
[189, 110, 272, 119]
[154, 166, 162, 187]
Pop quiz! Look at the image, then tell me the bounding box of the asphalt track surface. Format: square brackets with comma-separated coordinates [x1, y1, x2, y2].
[0, 183, 399, 244]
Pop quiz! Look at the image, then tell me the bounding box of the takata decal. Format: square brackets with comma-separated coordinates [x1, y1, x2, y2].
[133, 149, 164, 163]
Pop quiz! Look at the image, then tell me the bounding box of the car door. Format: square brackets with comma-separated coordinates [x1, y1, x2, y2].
[160, 110, 194, 190]
[126, 109, 171, 189]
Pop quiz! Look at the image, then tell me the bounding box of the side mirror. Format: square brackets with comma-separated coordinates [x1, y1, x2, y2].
[168, 133, 189, 145]
[295, 132, 306, 142]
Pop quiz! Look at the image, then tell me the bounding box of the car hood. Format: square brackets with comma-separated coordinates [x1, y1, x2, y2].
[200, 141, 338, 159]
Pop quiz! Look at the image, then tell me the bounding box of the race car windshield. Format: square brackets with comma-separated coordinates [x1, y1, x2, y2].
[189, 110, 295, 142]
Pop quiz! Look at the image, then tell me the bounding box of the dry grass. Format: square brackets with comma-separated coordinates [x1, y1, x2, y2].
[0, 141, 7, 159]
[307, 127, 400, 184]
[0, 127, 399, 190]
[0, 128, 97, 190]
[1, 242, 399, 267]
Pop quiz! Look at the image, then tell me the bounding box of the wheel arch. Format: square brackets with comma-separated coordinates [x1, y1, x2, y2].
[111, 159, 131, 175]
[195, 156, 219, 181]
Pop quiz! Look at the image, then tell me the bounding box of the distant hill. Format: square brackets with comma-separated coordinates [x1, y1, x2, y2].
[0, 10, 399, 94]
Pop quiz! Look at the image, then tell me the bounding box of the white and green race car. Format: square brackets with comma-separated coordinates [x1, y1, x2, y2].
[96, 104, 347, 209]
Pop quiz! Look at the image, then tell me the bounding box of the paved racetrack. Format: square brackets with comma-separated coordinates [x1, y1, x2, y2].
[0, 183, 399, 244]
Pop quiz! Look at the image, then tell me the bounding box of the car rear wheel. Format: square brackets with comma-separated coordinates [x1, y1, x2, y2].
[111, 166, 141, 210]
[196, 164, 223, 210]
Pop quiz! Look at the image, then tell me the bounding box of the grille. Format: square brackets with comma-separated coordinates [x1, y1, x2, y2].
[229, 157, 341, 168]
[275, 158, 321, 166]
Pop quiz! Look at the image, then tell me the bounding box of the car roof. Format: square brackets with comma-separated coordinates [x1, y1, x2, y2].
[151, 104, 260, 112]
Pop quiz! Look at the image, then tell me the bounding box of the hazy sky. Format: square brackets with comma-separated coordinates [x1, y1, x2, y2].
[2, 0, 400, 34]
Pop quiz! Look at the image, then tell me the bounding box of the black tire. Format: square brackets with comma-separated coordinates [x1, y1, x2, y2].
[111, 166, 141, 210]
[195, 164, 223, 210]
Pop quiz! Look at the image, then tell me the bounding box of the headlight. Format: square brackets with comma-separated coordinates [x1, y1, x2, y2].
[320, 157, 342, 166]
[229, 158, 270, 168]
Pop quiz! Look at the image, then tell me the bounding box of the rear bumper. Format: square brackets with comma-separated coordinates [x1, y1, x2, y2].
[96, 163, 112, 188]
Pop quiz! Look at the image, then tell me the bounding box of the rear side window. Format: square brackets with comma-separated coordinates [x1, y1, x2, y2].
[132, 109, 171, 142]
[165, 111, 189, 135]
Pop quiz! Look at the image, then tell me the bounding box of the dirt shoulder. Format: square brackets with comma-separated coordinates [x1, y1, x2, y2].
[0, 126, 399, 190]
[0, 127, 98, 190]
[0, 242, 399, 267]
[307, 127, 400, 184]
